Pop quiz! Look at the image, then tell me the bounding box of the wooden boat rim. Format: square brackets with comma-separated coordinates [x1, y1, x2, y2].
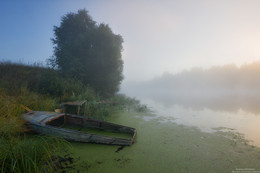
[23, 111, 65, 125]
[23, 111, 137, 145]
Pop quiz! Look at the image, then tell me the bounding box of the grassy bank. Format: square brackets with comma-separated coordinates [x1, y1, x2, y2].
[0, 62, 147, 172]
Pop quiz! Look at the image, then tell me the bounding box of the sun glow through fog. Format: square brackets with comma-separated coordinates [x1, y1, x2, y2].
[1, 0, 260, 81]
[82, 0, 260, 81]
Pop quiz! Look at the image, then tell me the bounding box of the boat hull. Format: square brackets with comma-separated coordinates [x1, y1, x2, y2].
[23, 111, 136, 146]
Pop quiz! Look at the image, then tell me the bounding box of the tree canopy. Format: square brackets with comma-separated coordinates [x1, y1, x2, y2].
[50, 9, 124, 97]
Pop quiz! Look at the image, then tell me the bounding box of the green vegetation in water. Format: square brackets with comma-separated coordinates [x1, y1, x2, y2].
[111, 94, 149, 113]
[70, 111, 260, 173]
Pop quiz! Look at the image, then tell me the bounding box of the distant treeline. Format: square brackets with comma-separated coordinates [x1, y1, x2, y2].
[141, 61, 260, 93]
[122, 62, 260, 113]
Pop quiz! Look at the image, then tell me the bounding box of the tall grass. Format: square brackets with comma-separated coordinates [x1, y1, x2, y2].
[84, 101, 112, 120]
[0, 88, 71, 173]
[0, 136, 70, 173]
[81, 94, 148, 120]
[0, 87, 57, 135]
[63, 86, 97, 102]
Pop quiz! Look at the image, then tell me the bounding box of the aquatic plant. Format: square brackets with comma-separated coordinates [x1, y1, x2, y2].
[111, 94, 148, 112]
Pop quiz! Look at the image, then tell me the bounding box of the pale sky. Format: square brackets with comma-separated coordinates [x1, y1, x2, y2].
[1, 0, 260, 82]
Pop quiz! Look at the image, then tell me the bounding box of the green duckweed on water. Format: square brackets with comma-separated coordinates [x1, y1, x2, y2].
[70, 111, 260, 173]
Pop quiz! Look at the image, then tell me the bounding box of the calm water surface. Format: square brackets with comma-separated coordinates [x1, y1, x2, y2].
[138, 93, 260, 147]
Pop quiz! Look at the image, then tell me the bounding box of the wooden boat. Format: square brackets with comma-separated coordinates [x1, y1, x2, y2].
[23, 111, 136, 146]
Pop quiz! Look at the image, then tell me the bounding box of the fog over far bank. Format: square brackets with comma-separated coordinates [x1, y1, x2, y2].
[121, 61, 260, 114]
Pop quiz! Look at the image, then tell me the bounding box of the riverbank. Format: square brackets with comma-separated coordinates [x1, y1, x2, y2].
[71, 111, 260, 173]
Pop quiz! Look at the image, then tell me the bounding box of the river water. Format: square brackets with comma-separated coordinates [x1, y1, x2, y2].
[138, 93, 260, 147]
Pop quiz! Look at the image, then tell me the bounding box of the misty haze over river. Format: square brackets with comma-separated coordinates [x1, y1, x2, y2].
[122, 63, 260, 147]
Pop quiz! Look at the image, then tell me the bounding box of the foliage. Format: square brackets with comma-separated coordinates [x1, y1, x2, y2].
[0, 62, 63, 97]
[0, 62, 96, 101]
[38, 70, 64, 97]
[0, 62, 45, 95]
[50, 9, 124, 97]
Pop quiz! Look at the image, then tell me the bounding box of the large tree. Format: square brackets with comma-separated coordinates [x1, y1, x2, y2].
[50, 9, 124, 97]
